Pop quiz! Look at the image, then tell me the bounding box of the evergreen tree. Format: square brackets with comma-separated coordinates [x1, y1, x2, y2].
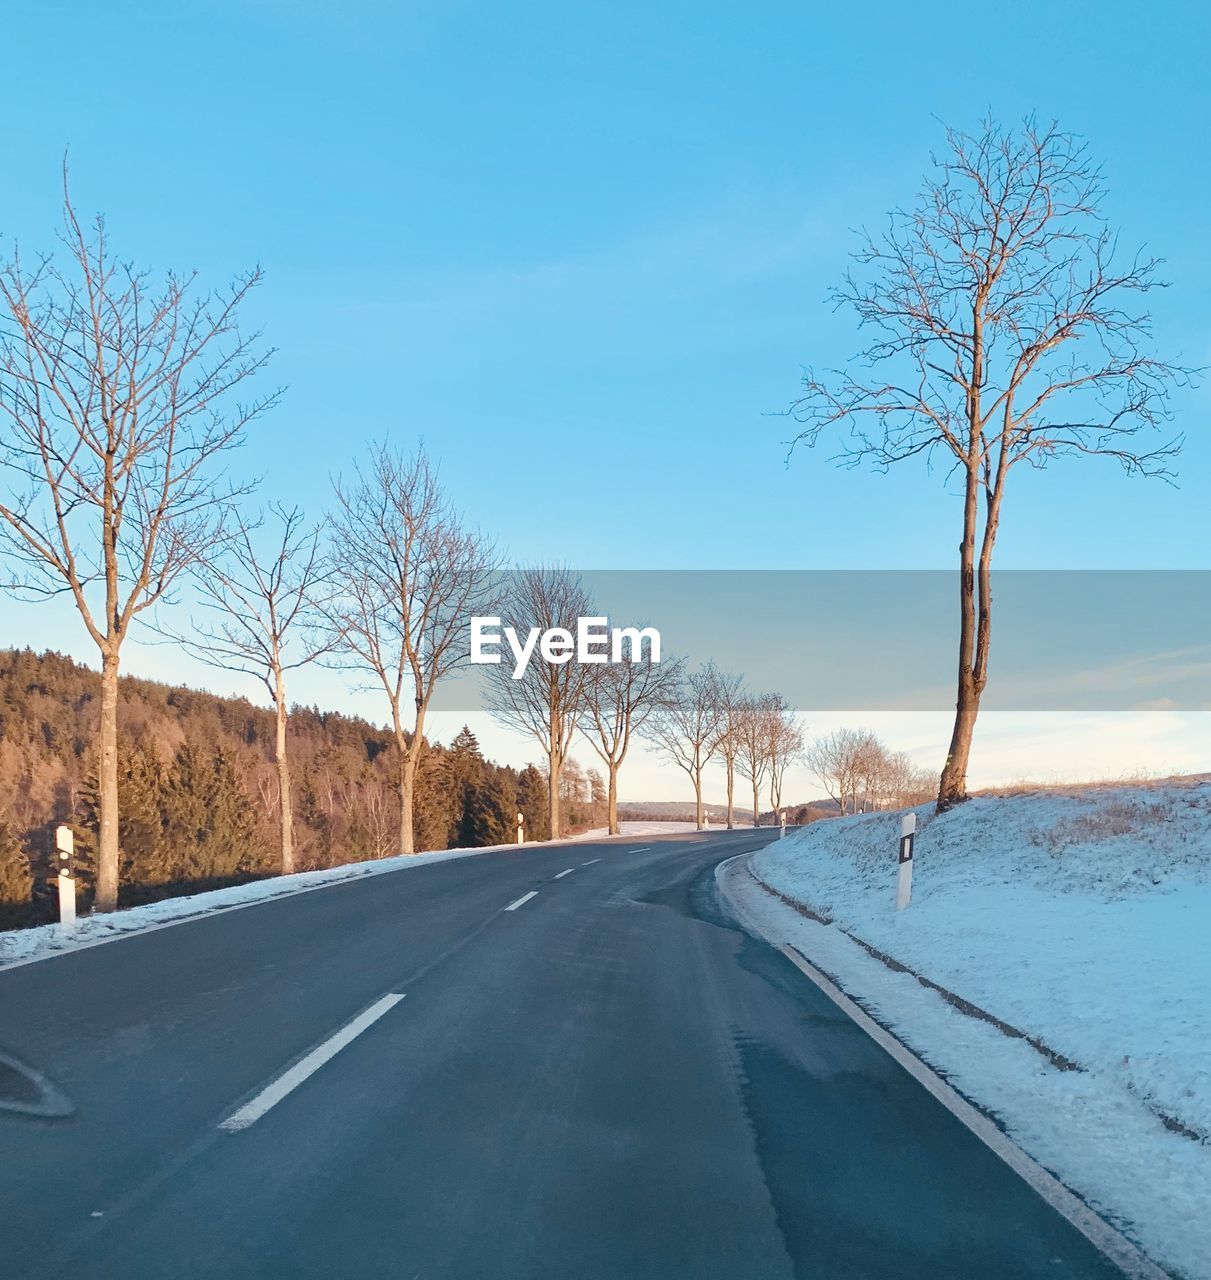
[446, 726, 486, 847]
[0, 812, 32, 908]
[413, 749, 457, 853]
[449, 725, 481, 759]
[78, 742, 166, 888]
[516, 765, 549, 842]
[163, 744, 266, 879]
[201, 747, 266, 876]
[161, 743, 210, 879]
[465, 768, 516, 847]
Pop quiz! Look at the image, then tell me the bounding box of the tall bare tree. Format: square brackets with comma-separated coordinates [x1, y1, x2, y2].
[173, 504, 330, 875]
[789, 117, 1186, 810]
[734, 692, 777, 826]
[328, 445, 497, 854]
[708, 668, 745, 829]
[582, 635, 682, 835]
[648, 664, 724, 831]
[765, 697, 804, 818]
[0, 182, 274, 910]
[483, 567, 593, 840]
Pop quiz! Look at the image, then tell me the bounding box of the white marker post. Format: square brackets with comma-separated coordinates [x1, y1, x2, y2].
[779, 810, 787, 838]
[516, 811, 525, 845]
[895, 812, 915, 911]
[56, 824, 77, 931]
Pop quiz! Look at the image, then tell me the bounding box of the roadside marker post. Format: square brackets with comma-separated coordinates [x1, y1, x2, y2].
[779, 810, 787, 838]
[896, 812, 915, 911]
[55, 824, 77, 931]
[516, 811, 524, 845]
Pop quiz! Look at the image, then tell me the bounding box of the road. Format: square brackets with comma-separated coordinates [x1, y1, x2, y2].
[0, 829, 1127, 1279]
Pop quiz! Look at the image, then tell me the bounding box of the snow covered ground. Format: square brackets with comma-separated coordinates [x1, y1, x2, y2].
[729, 782, 1211, 1279]
[577, 820, 699, 839]
[0, 821, 688, 973]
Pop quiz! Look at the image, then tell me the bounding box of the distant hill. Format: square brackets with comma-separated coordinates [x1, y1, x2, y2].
[619, 798, 838, 825]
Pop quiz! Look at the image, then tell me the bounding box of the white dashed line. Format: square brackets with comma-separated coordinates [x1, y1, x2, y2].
[219, 993, 405, 1132]
[628, 846, 651, 853]
[505, 891, 538, 911]
[581, 858, 601, 866]
[553, 869, 574, 879]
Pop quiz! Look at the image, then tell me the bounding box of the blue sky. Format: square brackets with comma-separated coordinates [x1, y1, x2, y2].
[2, 1, 1209, 798]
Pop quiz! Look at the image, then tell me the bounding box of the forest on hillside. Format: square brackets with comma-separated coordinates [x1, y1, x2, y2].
[0, 648, 604, 926]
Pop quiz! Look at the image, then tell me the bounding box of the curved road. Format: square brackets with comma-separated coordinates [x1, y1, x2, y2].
[0, 830, 1127, 1278]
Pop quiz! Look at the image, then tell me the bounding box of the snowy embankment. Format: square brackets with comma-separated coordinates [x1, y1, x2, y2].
[0, 821, 684, 973]
[727, 783, 1211, 1280]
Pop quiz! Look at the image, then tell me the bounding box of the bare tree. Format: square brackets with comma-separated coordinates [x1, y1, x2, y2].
[852, 732, 889, 812]
[173, 505, 330, 875]
[789, 117, 1187, 810]
[734, 692, 777, 826]
[582, 634, 682, 835]
[765, 697, 804, 817]
[805, 727, 877, 817]
[484, 568, 593, 840]
[708, 668, 746, 829]
[327, 445, 497, 855]
[648, 663, 724, 831]
[0, 181, 274, 910]
[883, 750, 938, 809]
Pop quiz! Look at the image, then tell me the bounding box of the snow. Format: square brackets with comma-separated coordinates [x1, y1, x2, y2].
[577, 820, 700, 838]
[0, 821, 689, 973]
[728, 782, 1211, 1280]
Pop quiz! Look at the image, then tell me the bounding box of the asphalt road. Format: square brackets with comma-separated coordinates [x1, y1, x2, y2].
[0, 830, 1127, 1279]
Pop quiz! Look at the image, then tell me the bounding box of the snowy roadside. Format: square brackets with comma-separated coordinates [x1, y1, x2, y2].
[722, 785, 1211, 1280]
[0, 821, 690, 973]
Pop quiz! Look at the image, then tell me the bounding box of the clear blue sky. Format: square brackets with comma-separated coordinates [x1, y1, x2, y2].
[3, 1, 1209, 795]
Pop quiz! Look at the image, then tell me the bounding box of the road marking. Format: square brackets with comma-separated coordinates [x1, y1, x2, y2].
[581, 858, 601, 866]
[779, 945, 1169, 1280]
[628, 846, 650, 853]
[505, 891, 538, 911]
[553, 868, 574, 879]
[219, 993, 405, 1133]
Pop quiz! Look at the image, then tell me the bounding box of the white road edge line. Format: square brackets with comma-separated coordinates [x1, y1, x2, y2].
[778, 944, 1168, 1280]
[581, 858, 601, 866]
[505, 891, 538, 911]
[219, 993, 405, 1133]
[553, 869, 574, 880]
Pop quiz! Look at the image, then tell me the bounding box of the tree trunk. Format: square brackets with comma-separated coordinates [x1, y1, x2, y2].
[398, 753, 417, 855]
[548, 747, 562, 840]
[95, 647, 121, 912]
[273, 669, 295, 875]
[693, 769, 703, 830]
[938, 462, 981, 810]
[752, 779, 760, 828]
[725, 756, 734, 829]
[607, 763, 619, 836]
[940, 671, 980, 808]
